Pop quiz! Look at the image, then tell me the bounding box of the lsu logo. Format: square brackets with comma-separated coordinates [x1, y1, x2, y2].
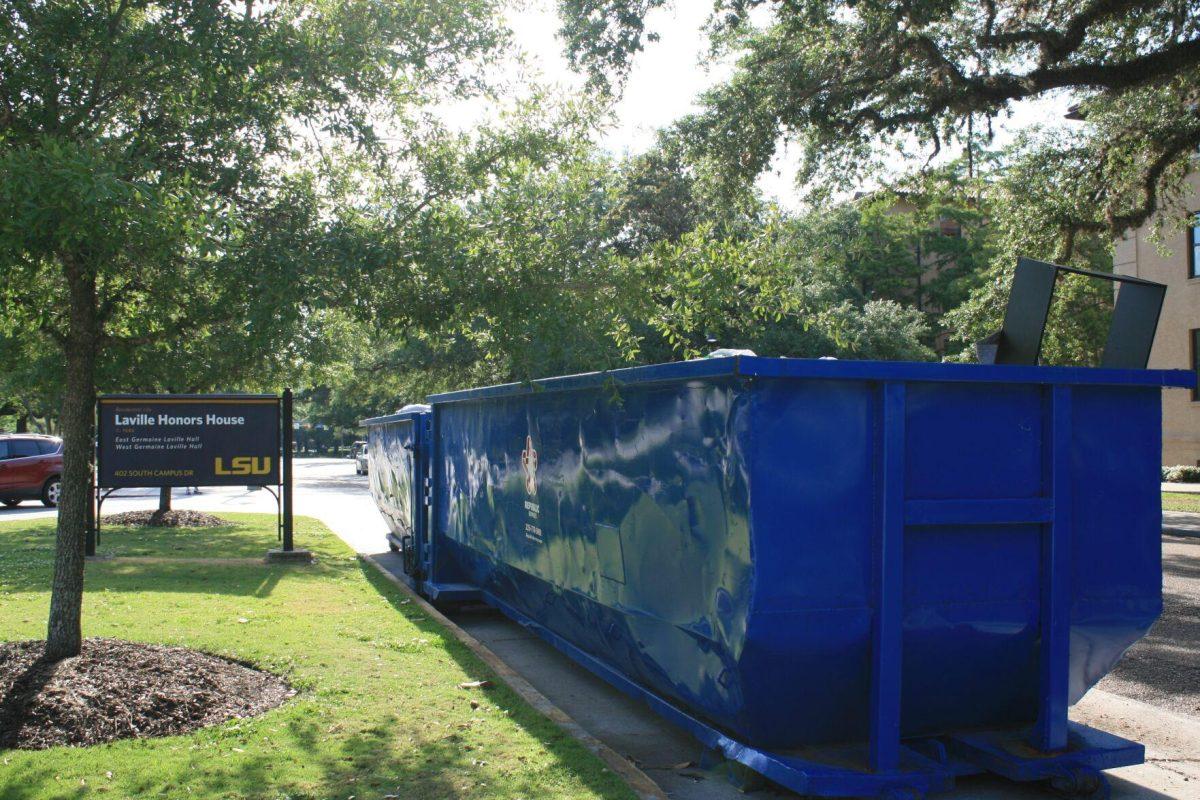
[214, 456, 272, 476]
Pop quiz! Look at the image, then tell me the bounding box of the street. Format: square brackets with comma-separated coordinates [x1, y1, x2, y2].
[1099, 535, 1200, 719]
[3, 456, 388, 554]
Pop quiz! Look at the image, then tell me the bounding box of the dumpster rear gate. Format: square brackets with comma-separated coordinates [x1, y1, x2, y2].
[365, 356, 1192, 799]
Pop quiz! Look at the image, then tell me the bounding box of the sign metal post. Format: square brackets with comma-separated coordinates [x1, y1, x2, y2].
[282, 388, 294, 552]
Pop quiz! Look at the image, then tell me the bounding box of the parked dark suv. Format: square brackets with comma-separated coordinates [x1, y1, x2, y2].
[0, 434, 63, 507]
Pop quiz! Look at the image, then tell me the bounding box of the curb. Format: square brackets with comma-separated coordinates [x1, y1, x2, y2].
[359, 553, 668, 800]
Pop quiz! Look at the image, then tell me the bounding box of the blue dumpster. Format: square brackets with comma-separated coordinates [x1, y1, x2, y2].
[362, 404, 429, 573]
[365, 356, 1192, 798]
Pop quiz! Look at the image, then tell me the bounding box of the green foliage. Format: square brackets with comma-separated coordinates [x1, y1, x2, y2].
[558, 0, 1200, 249]
[5, 0, 1165, 440]
[604, 131, 763, 256]
[939, 140, 1119, 365]
[0, 0, 509, 403]
[548, 0, 1200, 376]
[557, 0, 668, 91]
[635, 212, 938, 362]
[303, 141, 987, 427]
[0, 0, 510, 659]
[1163, 466, 1200, 484]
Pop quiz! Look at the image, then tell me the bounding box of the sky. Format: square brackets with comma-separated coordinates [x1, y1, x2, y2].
[507, 2, 729, 153]
[447, 1, 1078, 211]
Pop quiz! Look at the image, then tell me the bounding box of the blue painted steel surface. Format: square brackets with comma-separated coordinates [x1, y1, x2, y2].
[427, 356, 1191, 404]
[366, 356, 1194, 797]
[363, 407, 428, 567]
[871, 381, 906, 772]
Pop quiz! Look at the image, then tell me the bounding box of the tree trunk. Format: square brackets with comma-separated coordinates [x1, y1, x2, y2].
[158, 486, 172, 513]
[45, 258, 97, 662]
[16, 413, 28, 433]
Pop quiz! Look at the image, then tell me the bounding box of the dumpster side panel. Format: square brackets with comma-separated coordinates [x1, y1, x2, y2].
[434, 377, 755, 731]
[1067, 385, 1163, 701]
[420, 361, 1171, 754]
[739, 379, 1044, 746]
[900, 381, 1044, 736]
[367, 418, 415, 540]
[738, 377, 1164, 750]
[738, 379, 876, 746]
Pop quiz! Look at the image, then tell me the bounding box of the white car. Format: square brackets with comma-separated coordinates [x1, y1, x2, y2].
[354, 442, 369, 475]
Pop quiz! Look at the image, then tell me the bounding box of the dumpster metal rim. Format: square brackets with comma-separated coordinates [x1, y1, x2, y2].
[424, 356, 1194, 405]
[360, 405, 433, 427]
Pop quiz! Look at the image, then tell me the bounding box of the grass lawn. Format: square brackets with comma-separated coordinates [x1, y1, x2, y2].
[0, 513, 634, 800]
[1163, 492, 1200, 513]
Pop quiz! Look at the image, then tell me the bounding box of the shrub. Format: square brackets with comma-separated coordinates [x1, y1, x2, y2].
[1162, 465, 1200, 483]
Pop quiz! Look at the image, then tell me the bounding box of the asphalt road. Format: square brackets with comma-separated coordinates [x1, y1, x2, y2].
[1098, 534, 1200, 718]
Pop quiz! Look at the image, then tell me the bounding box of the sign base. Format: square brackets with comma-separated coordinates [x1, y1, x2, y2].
[265, 548, 314, 564]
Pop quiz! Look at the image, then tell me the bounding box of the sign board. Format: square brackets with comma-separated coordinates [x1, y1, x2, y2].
[97, 394, 281, 489]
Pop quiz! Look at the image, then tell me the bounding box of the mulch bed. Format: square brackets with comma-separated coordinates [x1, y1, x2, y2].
[0, 638, 293, 750]
[102, 509, 228, 528]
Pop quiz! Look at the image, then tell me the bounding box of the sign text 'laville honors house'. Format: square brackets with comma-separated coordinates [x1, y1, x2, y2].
[112, 412, 250, 427]
[98, 395, 281, 489]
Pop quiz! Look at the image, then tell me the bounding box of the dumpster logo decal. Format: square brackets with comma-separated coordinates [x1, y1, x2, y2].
[521, 435, 538, 495]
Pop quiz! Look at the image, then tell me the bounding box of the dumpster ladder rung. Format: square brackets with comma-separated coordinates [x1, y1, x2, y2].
[869, 383, 1074, 776]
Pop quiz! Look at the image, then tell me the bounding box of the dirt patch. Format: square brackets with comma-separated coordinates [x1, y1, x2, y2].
[102, 509, 228, 528]
[0, 638, 292, 750]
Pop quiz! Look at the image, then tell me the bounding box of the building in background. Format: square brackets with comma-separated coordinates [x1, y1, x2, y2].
[1112, 173, 1200, 466]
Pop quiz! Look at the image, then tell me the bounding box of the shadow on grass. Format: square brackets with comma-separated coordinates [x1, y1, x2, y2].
[93, 524, 271, 558]
[355, 561, 633, 800]
[0, 714, 501, 800]
[0, 549, 354, 596]
[93, 520, 345, 560]
[0, 515, 352, 596]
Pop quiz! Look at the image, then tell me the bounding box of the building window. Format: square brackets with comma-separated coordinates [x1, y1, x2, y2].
[1193, 329, 1200, 401]
[1190, 212, 1200, 279]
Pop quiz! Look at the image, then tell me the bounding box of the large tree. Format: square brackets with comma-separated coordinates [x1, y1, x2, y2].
[0, 0, 504, 661]
[558, 0, 1200, 251]
[633, 206, 942, 362]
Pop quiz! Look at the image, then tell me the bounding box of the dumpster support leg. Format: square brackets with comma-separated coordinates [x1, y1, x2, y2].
[871, 381, 906, 772]
[1034, 385, 1072, 752]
